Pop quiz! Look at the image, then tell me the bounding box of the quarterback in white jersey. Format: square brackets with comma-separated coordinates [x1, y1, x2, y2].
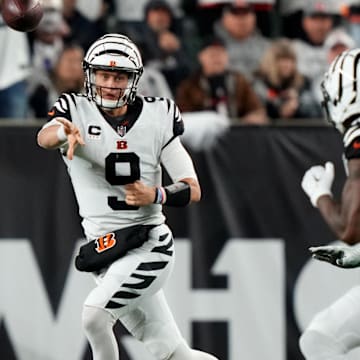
[37, 34, 219, 360]
[45, 92, 185, 239]
[300, 49, 360, 359]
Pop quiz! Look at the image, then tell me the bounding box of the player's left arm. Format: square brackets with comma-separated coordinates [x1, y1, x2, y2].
[158, 98, 201, 205]
[125, 99, 200, 207]
[124, 137, 200, 207]
[160, 136, 201, 204]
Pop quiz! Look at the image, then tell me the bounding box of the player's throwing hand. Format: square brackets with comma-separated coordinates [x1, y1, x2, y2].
[57, 118, 85, 160]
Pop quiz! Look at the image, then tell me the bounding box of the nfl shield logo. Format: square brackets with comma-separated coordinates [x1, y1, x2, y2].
[117, 125, 126, 137]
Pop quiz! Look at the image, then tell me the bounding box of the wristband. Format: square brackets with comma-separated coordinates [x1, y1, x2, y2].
[153, 187, 166, 204]
[153, 187, 162, 204]
[56, 125, 67, 142]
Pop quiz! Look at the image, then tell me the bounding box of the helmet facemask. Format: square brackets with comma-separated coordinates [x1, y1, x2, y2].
[83, 34, 143, 109]
[85, 66, 140, 109]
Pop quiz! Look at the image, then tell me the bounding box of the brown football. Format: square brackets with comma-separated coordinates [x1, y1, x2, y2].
[1, 0, 43, 32]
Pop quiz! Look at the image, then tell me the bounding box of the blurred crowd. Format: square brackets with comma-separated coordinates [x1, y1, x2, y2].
[0, 0, 359, 125]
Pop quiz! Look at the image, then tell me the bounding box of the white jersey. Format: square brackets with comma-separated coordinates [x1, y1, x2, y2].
[45, 94, 185, 239]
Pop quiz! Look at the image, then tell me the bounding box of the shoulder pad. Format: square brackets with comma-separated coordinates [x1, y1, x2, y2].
[47, 93, 77, 122]
[165, 98, 184, 137]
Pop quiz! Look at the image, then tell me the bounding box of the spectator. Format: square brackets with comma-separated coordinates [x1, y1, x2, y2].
[133, 0, 191, 94]
[292, 1, 336, 80]
[253, 38, 322, 120]
[137, 66, 173, 98]
[113, 0, 184, 35]
[94, 0, 115, 35]
[176, 35, 267, 124]
[135, 42, 174, 99]
[62, 0, 106, 51]
[29, 0, 70, 73]
[112, 0, 150, 37]
[75, 0, 104, 21]
[324, 27, 356, 64]
[343, 4, 360, 47]
[28, 44, 84, 118]
[213, 1, 270, 80]
[312, 27, 356, 105]
[182, 0, 223, 38]
[0, 11, 31, 119]
[278, 0, 310, 39]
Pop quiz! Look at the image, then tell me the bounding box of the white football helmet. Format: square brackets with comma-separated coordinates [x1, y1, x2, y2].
[321, 48, 360, 133]
[83, 33, 143, 109]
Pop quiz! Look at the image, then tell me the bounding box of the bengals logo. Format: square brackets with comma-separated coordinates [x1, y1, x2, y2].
[95, 233, 117, 253]
[117, 140, 128, 149]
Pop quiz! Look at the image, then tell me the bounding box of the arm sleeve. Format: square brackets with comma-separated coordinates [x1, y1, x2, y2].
[160, 137, 198, 183]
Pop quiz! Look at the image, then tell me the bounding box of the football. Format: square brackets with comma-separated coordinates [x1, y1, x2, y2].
[1, 0, 43, 32]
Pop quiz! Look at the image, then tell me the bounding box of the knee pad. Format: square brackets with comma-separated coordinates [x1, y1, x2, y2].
[82, 305, 116, 336]
[300, 288, 360, 358]
[82, 305, 119, 360]
[129, 316, 182, 359]
[299, 329, 346, 360]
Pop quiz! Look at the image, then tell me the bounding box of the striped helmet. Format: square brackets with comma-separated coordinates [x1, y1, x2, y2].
[83, 33, 143, 108]
[321, 48, 360, 133]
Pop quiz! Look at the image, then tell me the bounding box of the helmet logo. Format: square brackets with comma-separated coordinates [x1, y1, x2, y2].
[109, 60, 116, 67]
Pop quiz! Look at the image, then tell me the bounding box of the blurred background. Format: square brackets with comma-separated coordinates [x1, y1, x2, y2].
[1, 0, 360, 359]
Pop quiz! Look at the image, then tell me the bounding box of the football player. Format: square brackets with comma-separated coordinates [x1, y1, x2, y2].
[300, 48, 360, 359]
[37, 34, 218, 360]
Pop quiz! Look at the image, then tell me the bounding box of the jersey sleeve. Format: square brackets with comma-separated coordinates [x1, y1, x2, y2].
[161, 98, 185, 149]
[343, 124, 360, 159]
[160, 137, 198, 182]
[46, 93, 74, 123]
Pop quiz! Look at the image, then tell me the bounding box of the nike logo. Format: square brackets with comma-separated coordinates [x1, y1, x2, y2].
[48, 110, 55, 116]
[353, 141, 360, 149]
